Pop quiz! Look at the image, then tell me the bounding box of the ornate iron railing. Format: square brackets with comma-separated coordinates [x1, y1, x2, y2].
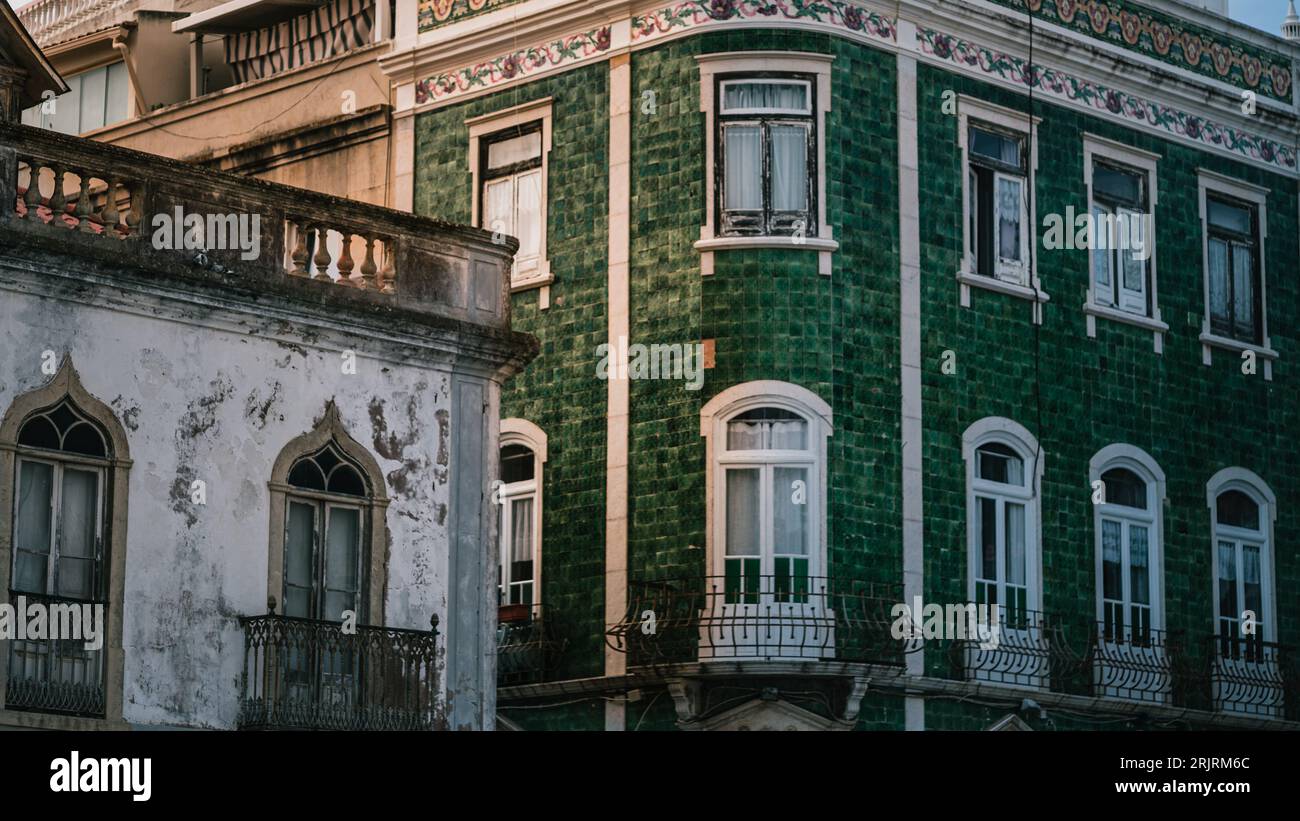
[606, 576, 910, 667]
[497, 603, 568, 686]
[1205, 634, 1297, 720]
[238, 611, 440, 730]
[3, 590, 106, 717]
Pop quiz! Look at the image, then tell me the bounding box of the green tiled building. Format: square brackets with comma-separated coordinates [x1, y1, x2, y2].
[387, 0, 1300, 730]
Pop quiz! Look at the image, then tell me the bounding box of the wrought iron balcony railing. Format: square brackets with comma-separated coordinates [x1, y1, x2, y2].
[2, 590, 105, 717]
[497, 603, 568, 686]
[238, 611, 440, 731]
[1206, 634, 1298, 721]
[606, 576, 910, 667]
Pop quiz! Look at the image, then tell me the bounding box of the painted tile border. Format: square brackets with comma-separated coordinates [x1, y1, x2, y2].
[918, 27, 1297, 174]
[418, 0, 528, 32]
[631, 0, 895, 45]
[414, 26, 613, 104]
[989, 0, 1293, 102]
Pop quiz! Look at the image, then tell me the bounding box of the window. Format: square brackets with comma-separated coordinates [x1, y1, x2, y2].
[695, 53, 835, 276]
[967, 124, 1028, 284]
[717, 78, 814, 238]
[283, 444, 367, 622]
[468, 99, 553, 300]
[21, 62, 130, 135]
[1197, 171, 1274, 378]
[268, 403, 388, 626]
[963, 418, 1041, 626]
[1089, 446, 1165, 650]
[956, 97, 1045, 319]
[497, 420, 546, 612]
[0, 356, 130, 723]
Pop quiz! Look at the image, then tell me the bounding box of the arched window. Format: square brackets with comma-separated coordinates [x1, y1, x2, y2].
[701, 383, 831, 602]
[963, 419, 1041, 626]
[1090, 445, 1166, 648]
[0, 356, 131, 722]
[268, 403, 388, 625]
[498, 419, 546, 611]
[1206, 469, 1276, 651]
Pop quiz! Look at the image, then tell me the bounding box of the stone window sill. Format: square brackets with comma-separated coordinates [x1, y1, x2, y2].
[695, 235, 838, 276]
[510, 271, 554, 309]
[957, 269, 1050, 323]
[1084, 302, 1168, 353]
[1200, 331, 1277, 380]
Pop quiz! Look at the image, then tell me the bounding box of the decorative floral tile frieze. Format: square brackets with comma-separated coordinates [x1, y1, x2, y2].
[920, 27, 1297, 174]
[417, 0, 527, 32]
[989, 0, 1292, 102]
[631, 0, 896, 44]
[415, 26, 612, 104]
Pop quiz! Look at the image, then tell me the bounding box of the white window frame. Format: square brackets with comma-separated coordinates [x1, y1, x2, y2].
[282, 494, 366, 622]
[1089, 444, 1166, 640]
[499, 419, 546, 610]
[956, 96, 1048, 324]
[961, 417, 1043, 615]
[1206, 467, 1276, 645]
[701, 382, 831, 583]
[1196, 170, 1276, 380]
[12, 455, 106, 599]
[467, 98, 554, 307]
[695, 53, 837, 277]
[1081, 135, 1167, 352]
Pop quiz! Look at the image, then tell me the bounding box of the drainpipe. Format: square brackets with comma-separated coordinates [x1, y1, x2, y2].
[112, 33, 148, 115]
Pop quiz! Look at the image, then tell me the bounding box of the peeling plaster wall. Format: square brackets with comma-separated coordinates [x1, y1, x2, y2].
[0, 281, 461, 729]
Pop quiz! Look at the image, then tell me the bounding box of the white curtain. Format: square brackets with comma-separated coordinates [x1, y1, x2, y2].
[510, 498, 533, 567]
[1207, 238, 1229, 325]
[1129, 525, 1149, 605]
[996, 176, 1022, 262]
[324, 507, 360, 621]
[723, 82, 807, 112]
[57, 469, 97, 600]
[1092, 204, 1112, 295]
[725, 470, 761, 557]
[770, 125, 807, 212]
[724, 125, 762, 210]
[515, 170, 542, 265]
[483, 178, 514, 237]
[1232, 242, 1254, 335]
[14, 460, 53, 593]
[1120, 208, 1146, 296]
[486, 132, 541, 170]
[772, 467, 807, 556]
[1004, 502, 1026, 586]
[1217, 541, 1237, 618]
[1242, 544, 1262, 615]
[1101, 519, 1122, 601]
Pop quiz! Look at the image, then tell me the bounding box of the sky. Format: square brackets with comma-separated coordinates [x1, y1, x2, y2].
[0, 0, 1296, 35]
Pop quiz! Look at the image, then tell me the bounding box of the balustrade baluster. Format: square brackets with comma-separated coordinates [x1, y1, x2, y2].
[75, 172, 96, 233]
[358, 235, 377, 291]
[338, 232, 356, 286]
[289, 221, 309, 275]
[312, 225, 332, 281]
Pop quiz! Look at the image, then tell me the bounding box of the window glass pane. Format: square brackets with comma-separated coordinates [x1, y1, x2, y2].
[324, 507, 360, 621]
[1093, 163, 1142, 205]
[57, 469, 98, 600]
[970, 127, 1021, 167]
[104, 61, 129, 126]
[18, 415, 59, 450]
[78, 65, 106, 133]
[1242, 544, 1262, 620]
[14, 460, 54, 593]
[773, 467, 808, 557]
[1208, 237, 1230, 328]
[508, 498, 534, 605]
[500, 444, 535, 483]
[1217, 541, 1237, 619]
[1216, 490, 1259, 530]
[483, 177, 514, 236]
[976, 443, 1023, 485]
[486, 130, 541, 170]
[1129, 525, 1149, 606]
[51, 75, 80, 135]
[1005, 502, 1025, 586]
[727, 408, 806, 451]
[1120, 209, 1146, 296]
[1231, 242, 1255, 339]
[327, 463, 365, 496]
[515, 169, 542, 263]
[977, 496, 996, 582]
[770, 125, 808, 212]
[1092, 204, 1113, 297]
[1101, 519, 1122, 600]
[996, 175, 1022, 262]
[725, 469, 761, 557]
[1208, 198, 1251, 234]
[284, 501, 315, 618]
[62, 422, 106, 457]
[1101, 468, 1146, 509]
[287, 459, 326, 491]
[722, 81, 808, 112]
[723, 125, 762, 211]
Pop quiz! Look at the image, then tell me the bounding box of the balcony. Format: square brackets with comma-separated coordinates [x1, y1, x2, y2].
[1206, 634, 1297, 720]
[606, 576, 909, 668]
[496, 603, 568, 686]
[238, 611, 440, 730]
[2, 121, 527, 339]
[18, 0, 140, 47]
[2, 590, 105, 717]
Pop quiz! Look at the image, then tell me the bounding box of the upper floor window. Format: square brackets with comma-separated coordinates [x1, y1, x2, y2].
[22, 62, 129, 135]
[717, 77, 815, 238]
[1207, 471, 1275, 653]
[1197, 171, 1273, 377]
[1089, 446, 1165, 650]
[468, 100, 553, 299]
[967, 124, 1028, 284]
[283, 444, 368, 622]
[497, 419, 546, 616]
[1091, 163, 1149, 314]
[963, 418, 1041, 627]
